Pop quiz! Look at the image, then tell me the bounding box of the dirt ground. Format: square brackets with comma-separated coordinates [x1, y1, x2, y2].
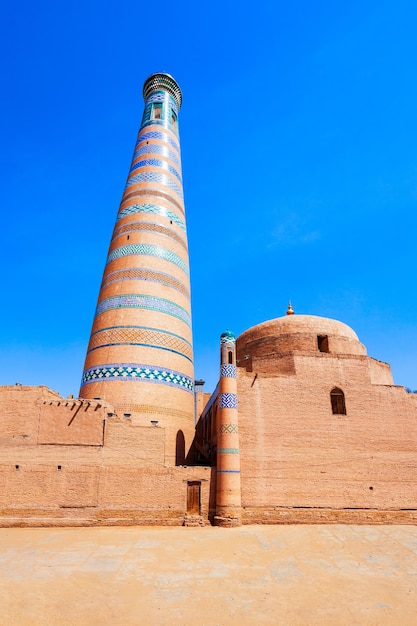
[0, 524, 416, 625]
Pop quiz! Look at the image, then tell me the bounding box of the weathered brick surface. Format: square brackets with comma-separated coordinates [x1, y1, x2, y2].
[39, 399, 107, 445]
[0, 386, 59, 446]
[0, 386, 211, 526]
[236, 315, 417, 520]
[0, 466, 99, 508]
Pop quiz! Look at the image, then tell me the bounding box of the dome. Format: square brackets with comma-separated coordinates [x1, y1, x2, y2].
[241, 315, 360, 341]
[220, 329, 236, 343]
[237, 314, 366, 359]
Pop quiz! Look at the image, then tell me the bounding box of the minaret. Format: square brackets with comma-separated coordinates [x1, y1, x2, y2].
[79, 73, 194, 462]
[214, 330, 242, 527]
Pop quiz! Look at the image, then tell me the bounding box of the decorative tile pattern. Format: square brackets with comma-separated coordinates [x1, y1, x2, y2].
[125, 172, 183, 199]
[217, 469, 241, 473]
[112, 221, 187, 250]
[220, 364, 236, 378]
[145, 90, 177, 108]
[219, 393, 238, 409]
[133, 143, 180, 167]
[135, 130, 180, 154]
[142, 94, 179, 126]
[140, 118, 179, 134]
[220, 335, 236, 344]
[81, 364, 193, 393]
[101, 268, 189, 298]
[129, 158, 182, 182]
[116, 203, 185, 231]
[219, 424, 238, 434]
[145, 90, 178, 112]
[122, 186, 184, 215]
[144, 90, 166, 103]
[95, 294, 191, 327]
[121, 188, 184, 214]
[106, 244, 189, 275]
[87, 326, 193, 362]
[217, 448, 240, 454]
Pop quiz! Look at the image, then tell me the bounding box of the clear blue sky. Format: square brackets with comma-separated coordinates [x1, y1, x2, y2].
[1, 0, 416, 395]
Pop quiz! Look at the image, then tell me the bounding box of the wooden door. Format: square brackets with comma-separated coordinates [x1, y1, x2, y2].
[187, 481, 201, 515]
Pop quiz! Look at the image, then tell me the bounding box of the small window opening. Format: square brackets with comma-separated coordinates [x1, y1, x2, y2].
[57, 465, 62, 471]
[15, 465, 19, 471]
[228, 351, 233, 364]
[127, 235, 130, 240]
[171, 110, 178, 131]
[318, 335, 329, 353]
[330, 387, 346, 415]
[151, 103, 162, 120]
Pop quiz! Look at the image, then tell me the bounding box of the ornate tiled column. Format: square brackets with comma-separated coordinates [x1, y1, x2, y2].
[214, 330, 242, 526]
[79, 73, 194, 463]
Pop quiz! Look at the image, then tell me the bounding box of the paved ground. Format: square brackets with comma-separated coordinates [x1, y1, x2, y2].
[0, 524, 416, 625]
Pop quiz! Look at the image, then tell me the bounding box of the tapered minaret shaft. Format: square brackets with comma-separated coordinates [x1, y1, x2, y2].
[214, 330, 242, 526]
[79, 73, 194, 463]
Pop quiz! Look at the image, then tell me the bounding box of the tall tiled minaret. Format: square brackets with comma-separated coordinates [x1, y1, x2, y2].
[214, 330, 242, 526]
[80, 73, 194, 462]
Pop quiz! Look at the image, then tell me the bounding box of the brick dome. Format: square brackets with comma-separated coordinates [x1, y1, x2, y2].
[237, 314, 367, 359]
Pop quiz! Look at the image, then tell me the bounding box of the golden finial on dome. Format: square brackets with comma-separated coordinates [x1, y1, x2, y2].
[286, 301, 294, 315]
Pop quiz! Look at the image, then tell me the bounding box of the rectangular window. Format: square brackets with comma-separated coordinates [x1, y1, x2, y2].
[151, 104, 162, 120]
[318, 335, 329, 353]
[171, 110, 178, 131]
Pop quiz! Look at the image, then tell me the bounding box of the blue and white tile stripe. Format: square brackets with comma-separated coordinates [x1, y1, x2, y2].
[145, 90, 178, 113]
[132, 143, 180, 167]
[217, 448, 240, 454]
[106, 244, 189, 275]
[220, 364, 236, 378]
[129, 158, 182, 182]
[81, 363, 193, 393]
[219, 393, 238, 409]
[116, 203, 186, 232]
[112, 221, 187, 249]
[135, 130, 180, 154]
[125, 172, 183, 199]
[100, 268, 189, 298]
[121, 190, 184, 215]
[95, 294, 191, 327]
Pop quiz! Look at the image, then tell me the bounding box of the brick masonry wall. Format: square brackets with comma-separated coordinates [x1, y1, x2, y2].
[0, 465, 212, 526]
[0, 386, 60, 446]
[39, 399, 107, 446]
[2, 357, 417, 527]
[0, 386, 212, 526]
[237, 351, 417, 521]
